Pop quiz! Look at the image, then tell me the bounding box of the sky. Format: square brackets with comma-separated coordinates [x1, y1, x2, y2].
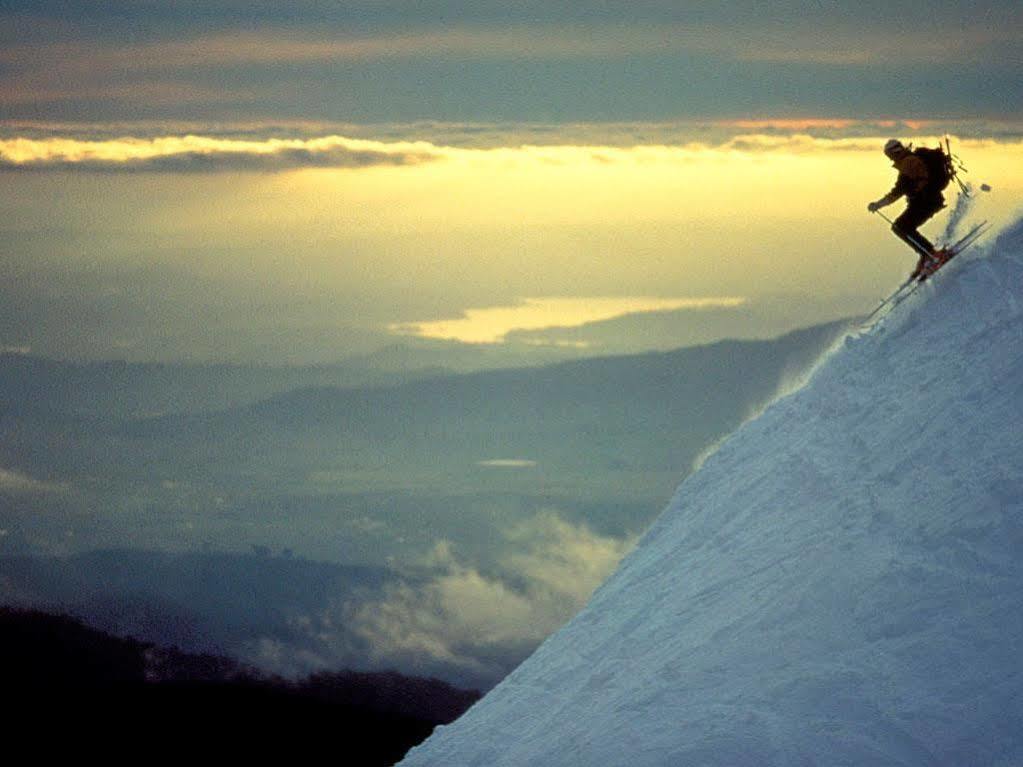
[2, 1, 1022, 364]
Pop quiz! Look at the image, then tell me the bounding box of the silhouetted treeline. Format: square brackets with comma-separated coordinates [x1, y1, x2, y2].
[1, 607, 480, 764]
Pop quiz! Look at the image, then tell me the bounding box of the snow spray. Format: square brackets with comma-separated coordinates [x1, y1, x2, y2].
[941, 184, 975, 243]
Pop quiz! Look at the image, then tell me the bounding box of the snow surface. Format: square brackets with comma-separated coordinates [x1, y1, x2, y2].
[399, 218, 1023, 767]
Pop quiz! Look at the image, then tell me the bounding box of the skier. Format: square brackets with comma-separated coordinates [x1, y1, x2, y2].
[867, 138, 948, 277]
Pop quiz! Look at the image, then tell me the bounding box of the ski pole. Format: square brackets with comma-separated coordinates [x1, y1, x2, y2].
[871, 209, 934, 259]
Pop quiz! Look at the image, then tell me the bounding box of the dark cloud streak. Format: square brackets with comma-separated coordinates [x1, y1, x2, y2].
[1, 3, 1019, 123]
[0, 135, 439, 173]
[0, 147, 432, 173]
[6, 1, 1021, 36]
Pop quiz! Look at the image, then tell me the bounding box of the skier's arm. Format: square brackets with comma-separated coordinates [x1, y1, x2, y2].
[868, 155, 931, 212]
[868, 175, 910, 212]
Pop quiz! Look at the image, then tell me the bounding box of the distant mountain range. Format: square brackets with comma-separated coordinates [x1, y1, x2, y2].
[107, 319, 853, 504]
[0, 351, 449, 419]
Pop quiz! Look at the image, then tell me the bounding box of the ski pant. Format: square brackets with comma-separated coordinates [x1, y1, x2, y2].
[893, 192, 944, 255]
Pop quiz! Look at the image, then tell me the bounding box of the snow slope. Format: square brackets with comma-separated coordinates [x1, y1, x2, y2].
[399, 218, 1023, 767]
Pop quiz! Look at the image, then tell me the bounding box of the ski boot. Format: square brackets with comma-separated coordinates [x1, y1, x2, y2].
[918, 248, 953, 282]
[911, 252, 939, 281]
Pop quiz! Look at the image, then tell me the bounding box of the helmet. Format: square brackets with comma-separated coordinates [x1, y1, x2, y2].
[884, 138, 905, 156]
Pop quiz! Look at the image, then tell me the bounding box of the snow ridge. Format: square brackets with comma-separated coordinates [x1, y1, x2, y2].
[399, 218, 1023, 767]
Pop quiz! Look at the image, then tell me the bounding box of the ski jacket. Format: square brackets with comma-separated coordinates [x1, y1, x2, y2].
[878, 153, 931, 206]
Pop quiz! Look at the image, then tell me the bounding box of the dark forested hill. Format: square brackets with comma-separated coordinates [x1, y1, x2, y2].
[2, 607, 480, 764]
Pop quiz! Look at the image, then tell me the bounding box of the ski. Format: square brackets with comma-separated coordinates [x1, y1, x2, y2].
[863, 220, 991, 329]
[861, 276, 917, 326]
[919, 221, 990, 281]
[948, 220, 989, 252]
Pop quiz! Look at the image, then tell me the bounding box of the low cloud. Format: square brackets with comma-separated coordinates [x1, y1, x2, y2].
[346, 514, 635, 683]
[245, 512, 636, 687]
[0, 134, 440, 173]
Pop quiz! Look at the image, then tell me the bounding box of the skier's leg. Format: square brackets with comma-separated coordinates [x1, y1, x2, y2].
[892, 198, 939, 255]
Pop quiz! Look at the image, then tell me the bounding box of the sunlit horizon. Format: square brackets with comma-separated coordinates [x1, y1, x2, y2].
[388, 296, 748, 344]
[3, 120, 1021, 363]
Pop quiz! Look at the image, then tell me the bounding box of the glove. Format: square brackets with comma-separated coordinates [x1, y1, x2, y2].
[867, 201, 880, 213]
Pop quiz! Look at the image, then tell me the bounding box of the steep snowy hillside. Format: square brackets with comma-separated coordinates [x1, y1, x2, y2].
[399, 218, 1023, 767]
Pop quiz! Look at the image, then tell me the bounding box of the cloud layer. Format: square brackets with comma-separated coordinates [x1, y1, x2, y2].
[0, 134, 438, 172]
[244, 512, 636, 687]
[2, 4, 1019, 123]
[6, 124, 1020, 175]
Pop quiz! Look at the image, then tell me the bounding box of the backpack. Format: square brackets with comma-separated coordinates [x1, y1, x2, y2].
[913, 146, 953, 192]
